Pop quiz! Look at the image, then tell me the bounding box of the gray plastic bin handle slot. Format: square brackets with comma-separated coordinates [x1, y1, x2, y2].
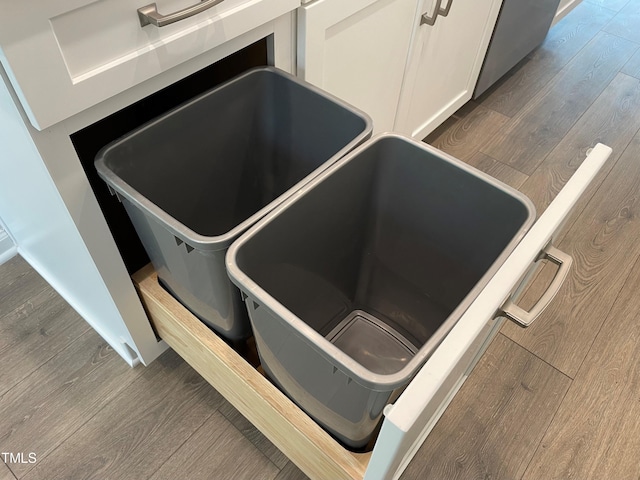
[173, 236, 194, 253]
[500, 242, 572, 327]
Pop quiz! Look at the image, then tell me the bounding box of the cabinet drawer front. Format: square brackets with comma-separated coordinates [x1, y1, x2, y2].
[366, 143, 613, 480]
[0, 0, 298, 130]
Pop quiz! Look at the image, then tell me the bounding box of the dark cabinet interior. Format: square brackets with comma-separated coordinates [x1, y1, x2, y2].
[70, 39, 268, 274]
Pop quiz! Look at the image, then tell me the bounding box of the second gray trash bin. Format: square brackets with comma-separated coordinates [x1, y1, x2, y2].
[95, 67, 372, 341]
[227, 134, 535, 447]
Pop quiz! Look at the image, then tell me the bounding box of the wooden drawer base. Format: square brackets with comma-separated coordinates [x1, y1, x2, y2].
[132, 264, 370, 480]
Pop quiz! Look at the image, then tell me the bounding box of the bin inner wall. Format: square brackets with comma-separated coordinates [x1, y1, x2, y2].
[237, 136, 531, 349]
[101, 70, 368, 237]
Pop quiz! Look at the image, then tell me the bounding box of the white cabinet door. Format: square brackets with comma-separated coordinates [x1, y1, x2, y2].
[394, 0, 503, 139]
[364, 143, 612, 479]
[0, 0, 299, 130]
[298, 0, 419, 133]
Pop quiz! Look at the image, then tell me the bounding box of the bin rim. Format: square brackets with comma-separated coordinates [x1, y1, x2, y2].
[94, 66, 373, 252]
[226, 132, 536, 389]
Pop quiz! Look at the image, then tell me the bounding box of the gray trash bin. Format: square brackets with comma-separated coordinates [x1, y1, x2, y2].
[95, 67, 372, 341]
[226, 134, 535, 447]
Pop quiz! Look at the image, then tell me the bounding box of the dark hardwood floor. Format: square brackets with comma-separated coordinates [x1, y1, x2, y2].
[2, 1, 640, 478]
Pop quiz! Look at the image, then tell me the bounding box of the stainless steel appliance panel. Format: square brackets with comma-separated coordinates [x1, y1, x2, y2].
[474, 0, 562, 98]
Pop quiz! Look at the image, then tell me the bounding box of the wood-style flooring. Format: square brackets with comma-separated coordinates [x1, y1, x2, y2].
[3, 1, 640, 478]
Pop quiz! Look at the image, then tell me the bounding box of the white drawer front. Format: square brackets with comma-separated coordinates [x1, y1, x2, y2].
[365, 143, 613, 480]
[0, 0, 299, 130]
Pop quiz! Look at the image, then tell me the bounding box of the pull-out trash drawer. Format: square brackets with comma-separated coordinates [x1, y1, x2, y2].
[227, 134, 536, 447]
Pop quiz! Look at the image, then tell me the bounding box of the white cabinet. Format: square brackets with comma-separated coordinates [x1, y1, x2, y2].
[298, 0, 505, 139]
[0, 0, 299, 130]
[298, 0, 419, 133]
[394, 0, 503, 139]
[0, 4, 297, 366]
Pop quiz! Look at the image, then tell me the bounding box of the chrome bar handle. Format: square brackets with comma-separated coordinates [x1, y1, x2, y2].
[438, 0, 453, 17]
[421, 0, 443, 26]
[138, 0, 225, 27]
[500, 243, 573, 327]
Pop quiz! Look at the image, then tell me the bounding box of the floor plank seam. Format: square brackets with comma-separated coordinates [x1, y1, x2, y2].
[0, 326, 93, 399]
[3, 460, 18, 480]
[497, 333, 573, 381]
[216, 403, 289, 471]
[264, 453, 286, 477]
[473, 50, 541, 118]
[472, 100, 509, 119]
[556, 121, 640, 241]
[20, 400, 113, 478]
[142, 411, 218, 480]
[17, 417, 89, 479]
[2, 337, 147, 478]
[0, 328, 93, 401]
[600, 31, 640, 49]
[619, 70, 640, 82]
[499, 157, 531, 178]
[585, 1, 623, 15]
[473, 146, 530, 178]
[479, 27, 640, 175]
[567, 250, 640, 386]
[525, 140, 634, 250]
[0, 281, 50, 325]
[517, 369, 574, 480]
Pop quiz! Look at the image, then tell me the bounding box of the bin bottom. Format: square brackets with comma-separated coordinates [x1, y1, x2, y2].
[326, 310, 418, 375]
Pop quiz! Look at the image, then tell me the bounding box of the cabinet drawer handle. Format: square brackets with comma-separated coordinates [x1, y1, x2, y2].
[421, 0, 443, 26]
[421, 0, 453, 26]
[500, 243, 573, 327]
[138, 0, 225, 28]
[438, 0, 453, 17]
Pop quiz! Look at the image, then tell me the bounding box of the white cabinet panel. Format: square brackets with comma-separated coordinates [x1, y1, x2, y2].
[365, 144, 612, 479]
[0, 70, 163, 366]
[394, 0, 503, 139]
[0, 220, 16, 265]
[298, 0, 419, 133]
[0, 0, 299, 130]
